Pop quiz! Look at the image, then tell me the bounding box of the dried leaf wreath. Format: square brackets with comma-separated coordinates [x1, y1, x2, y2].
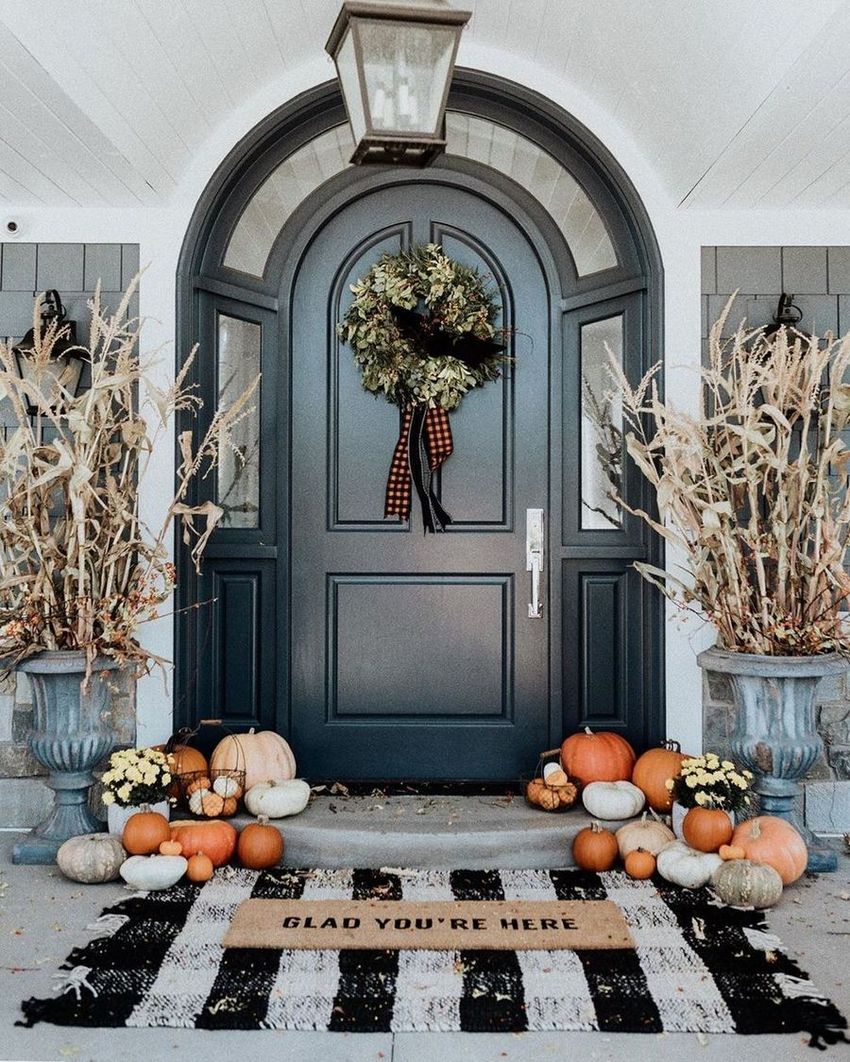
[337, 243, 507, 531]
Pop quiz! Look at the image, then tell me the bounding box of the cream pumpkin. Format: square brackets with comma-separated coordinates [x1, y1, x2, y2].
[210, 728, 296, 790]
[119, 854, 187, 890]
[656, 840, 722, 889]
[581, 779, 645, 820]
[244, 778, 311, 819]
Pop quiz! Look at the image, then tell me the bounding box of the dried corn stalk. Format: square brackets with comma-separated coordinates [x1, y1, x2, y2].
[0, 280, 259, 677]
[612, 296, 850, 656]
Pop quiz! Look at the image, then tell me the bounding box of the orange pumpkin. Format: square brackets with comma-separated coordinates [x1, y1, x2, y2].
[169, 819, 237, 867]
[731, 816, 807, 885]
[210, 728, 296, 790]
[158, 839, 183, 856]
[560, 728, 636, 787]
[624, 848, 656, 880]
[122, 808, 171, 855]
[572, 822, 619, 871]
[185, 776, 212, 796]
[631, 740, 689, 812]
[186, 851, 214, 882]
[237, 816, 284, 869]
[682, 807, 734, 852]
[169, 745, 208, 777]
[719, 844, 746, 861]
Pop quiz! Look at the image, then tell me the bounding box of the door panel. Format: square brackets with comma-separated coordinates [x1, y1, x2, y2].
[329, 575, 512, 719]
[290, 180, 549, 779]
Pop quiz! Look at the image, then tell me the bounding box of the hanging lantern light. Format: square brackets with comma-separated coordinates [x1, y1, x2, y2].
[326, 0, 471, 166]
[13, 290, 85, 416]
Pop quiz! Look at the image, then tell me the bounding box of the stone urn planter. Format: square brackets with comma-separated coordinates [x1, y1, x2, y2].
[11, 652, 119, 865]
[697, 646, 845, 873]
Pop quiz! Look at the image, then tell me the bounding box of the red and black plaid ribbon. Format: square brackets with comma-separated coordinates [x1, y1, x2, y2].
[385, 405, 454, 532]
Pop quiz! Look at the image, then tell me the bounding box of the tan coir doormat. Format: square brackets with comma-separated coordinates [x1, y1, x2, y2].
[223, 899, 633, 950]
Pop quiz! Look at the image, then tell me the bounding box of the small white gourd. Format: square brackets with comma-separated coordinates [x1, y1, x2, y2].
[581, 780, 646, 821]
[656, 840, 723, 889]
[243, 778, 311, 819]
[119, 854, 188, 891]
[212, 775, 240, 799]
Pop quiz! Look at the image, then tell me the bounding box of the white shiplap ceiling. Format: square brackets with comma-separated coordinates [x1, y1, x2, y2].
[0, 0, 849, 210]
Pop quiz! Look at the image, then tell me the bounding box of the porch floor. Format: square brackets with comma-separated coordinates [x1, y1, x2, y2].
[1, 829, 848, 1061]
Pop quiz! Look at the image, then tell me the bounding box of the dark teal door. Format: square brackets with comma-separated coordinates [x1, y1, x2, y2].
[289, 181, 550, 779]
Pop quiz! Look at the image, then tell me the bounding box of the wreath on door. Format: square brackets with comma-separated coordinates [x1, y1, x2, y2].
[337, 243, 508, 531]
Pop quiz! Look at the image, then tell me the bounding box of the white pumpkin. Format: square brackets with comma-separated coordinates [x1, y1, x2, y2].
[615, 813, 675, 858]
[212, 775, 240, 799]
[656, 840, 723, 889]
[120, 854, 188, 891]
[57, 832, 126, 884]
[244, 778, 311, 819]
[188, 788, 213, 815]
[581, 780, 645, 821]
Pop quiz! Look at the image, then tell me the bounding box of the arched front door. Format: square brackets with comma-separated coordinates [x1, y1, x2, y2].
[291, 178, 549, 778]
[177, 76, 664, 780]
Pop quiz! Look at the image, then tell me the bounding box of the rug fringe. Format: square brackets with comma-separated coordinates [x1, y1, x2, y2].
[808, 1025, 850, 1050]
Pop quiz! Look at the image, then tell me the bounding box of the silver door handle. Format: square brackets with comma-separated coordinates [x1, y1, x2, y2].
[527, 508, 544, 618]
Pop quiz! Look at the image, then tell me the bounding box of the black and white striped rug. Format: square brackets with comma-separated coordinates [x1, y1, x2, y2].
[18, 867, 848, 1046]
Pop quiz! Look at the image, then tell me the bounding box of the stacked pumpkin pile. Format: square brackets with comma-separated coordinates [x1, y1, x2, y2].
[56, 728, 313, 890]
[533, 728, 808, 909]
[169, 727, 310, 821]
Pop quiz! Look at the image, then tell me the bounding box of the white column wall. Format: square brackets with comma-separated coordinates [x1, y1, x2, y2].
[5, 51, 850, 752]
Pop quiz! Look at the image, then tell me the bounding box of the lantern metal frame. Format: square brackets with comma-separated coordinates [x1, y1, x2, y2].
[325, 0, 471, 166]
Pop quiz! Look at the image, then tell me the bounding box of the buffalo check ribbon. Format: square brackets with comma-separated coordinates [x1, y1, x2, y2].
[385, 405, 454, 532]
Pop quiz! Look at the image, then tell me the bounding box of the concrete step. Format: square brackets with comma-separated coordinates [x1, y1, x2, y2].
[229, 794, 631, 869]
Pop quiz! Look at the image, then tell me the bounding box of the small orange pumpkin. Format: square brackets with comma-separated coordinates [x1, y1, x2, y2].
[158, 839, 183, 856]
[624, 848, 656, 880]
[237, 816, 284, 869]
[122, 807, 171, 855]
[221, 796, 239, 817]
[683, 807, 734, 853]
[186, 851, 214, 882]
[719, 843, 746, 861]
[560, 728, 636, 788]
[186, 776, 212, 796]
[572, 822, 619, 871]
[631, 740, 689, 812]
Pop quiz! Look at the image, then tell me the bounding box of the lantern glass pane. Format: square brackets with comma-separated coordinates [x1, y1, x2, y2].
[335, 27, 367, 143]
[358, 19, 455, 134]
[14, 351, 83, 411]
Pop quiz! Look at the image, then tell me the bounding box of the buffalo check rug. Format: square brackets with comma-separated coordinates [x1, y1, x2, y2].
[18, 866, 848, 1047]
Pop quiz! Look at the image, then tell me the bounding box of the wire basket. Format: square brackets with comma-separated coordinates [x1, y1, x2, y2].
[177, 769, 246, 818]
[522, 748, 578, 812]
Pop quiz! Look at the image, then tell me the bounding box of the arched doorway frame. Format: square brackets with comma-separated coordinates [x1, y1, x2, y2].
[175, 70, 665, 756]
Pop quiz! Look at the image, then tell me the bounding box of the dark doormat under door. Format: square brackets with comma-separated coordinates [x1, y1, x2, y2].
[17, 867, 849, 1046]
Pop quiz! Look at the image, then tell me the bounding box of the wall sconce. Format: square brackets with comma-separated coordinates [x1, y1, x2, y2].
[13, 290, 85, 416]
[326, 0, 471, 166]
